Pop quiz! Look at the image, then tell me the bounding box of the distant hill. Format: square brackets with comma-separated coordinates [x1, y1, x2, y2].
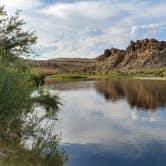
[29, 39, 166, 75]
[28, 58, 95, 74]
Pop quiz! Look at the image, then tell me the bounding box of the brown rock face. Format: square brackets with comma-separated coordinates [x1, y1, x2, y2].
[96, 38, 166, 72]
[96, 48, 125, 72]
[96, 49, 112, 61]
[108, 48, 125, 68]
[123, 39, 166, 69]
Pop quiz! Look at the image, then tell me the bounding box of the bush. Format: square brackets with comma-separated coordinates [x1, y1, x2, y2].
[0, 64, 67, 166]
[0, 64, 33, 121]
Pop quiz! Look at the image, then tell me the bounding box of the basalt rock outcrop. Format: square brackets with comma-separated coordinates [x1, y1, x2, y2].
[96, 39, 166, 72]
[96, 48, 125, 71]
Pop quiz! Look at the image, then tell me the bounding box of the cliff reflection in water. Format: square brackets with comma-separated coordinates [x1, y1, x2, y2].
[95, 79, 166, 110]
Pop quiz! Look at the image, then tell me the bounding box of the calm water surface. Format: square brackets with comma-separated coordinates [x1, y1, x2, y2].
[46, 79, 166, 166]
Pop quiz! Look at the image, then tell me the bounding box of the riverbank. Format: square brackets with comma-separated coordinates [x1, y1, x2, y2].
[31, 67, 166, 82]
[45, 73, 166, 81]
[31, 62, 166, 81]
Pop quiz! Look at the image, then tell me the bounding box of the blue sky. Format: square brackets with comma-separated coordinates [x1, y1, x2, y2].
[1, 0, 166, 59]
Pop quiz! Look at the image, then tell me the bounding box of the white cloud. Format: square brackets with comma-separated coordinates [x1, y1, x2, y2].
[1, 0, 166, 59]
[0, 0, 41, 10]
[136, 3, 166, 19]
[41, 1, 119, 19]
[131, 23, 166, 35]
[131, 23, 166, 40]
[51, 88, 166, 145]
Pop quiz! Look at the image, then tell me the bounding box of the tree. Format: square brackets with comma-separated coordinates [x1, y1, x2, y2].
[0, 6, 67, 166]
[0, 52, 67, 166]
[0, 6, 37, 60]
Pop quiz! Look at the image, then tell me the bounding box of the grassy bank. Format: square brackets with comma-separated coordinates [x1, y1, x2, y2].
[32, 67, 166, 81]
[47, 73, 89, 80]
[46, 72, 166, 81]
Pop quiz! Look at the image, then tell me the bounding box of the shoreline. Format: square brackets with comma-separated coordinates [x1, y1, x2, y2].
[45, 73, 166, 81]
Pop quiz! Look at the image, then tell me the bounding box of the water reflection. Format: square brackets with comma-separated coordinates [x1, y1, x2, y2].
[45, 79, 166, 166]
[95, 79, 166, 110]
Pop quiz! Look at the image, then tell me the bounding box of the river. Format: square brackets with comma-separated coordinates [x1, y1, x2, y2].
[45, 78, 166, 166]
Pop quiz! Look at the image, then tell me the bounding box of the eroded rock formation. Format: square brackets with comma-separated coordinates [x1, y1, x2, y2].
[96, 39, 166, 72]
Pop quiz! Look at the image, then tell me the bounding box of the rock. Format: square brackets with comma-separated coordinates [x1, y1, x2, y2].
[95, 38, 166, 72]
[104, 49, 111, 57]
[96, 49, 112, 61]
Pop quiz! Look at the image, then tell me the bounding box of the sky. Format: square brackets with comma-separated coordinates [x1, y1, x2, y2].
[0, 0, 166, 59]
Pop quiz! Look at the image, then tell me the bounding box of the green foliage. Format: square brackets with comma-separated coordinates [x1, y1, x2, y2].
[48, 73, 89, 80]
[0, 6, 67, 166]
[0, 64, 32, 114]
[143, 68, 166, 77]
[0, 6, 37, 58]
[47, 69, 166, 81]
[31, 73, 46, 86]
[0, 6, 66, 163]
[33, 89, 61, 116]
[0, 63, 66, 166]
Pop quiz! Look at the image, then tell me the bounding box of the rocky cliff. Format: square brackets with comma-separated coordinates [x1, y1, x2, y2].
[96, 39, 166, 73]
